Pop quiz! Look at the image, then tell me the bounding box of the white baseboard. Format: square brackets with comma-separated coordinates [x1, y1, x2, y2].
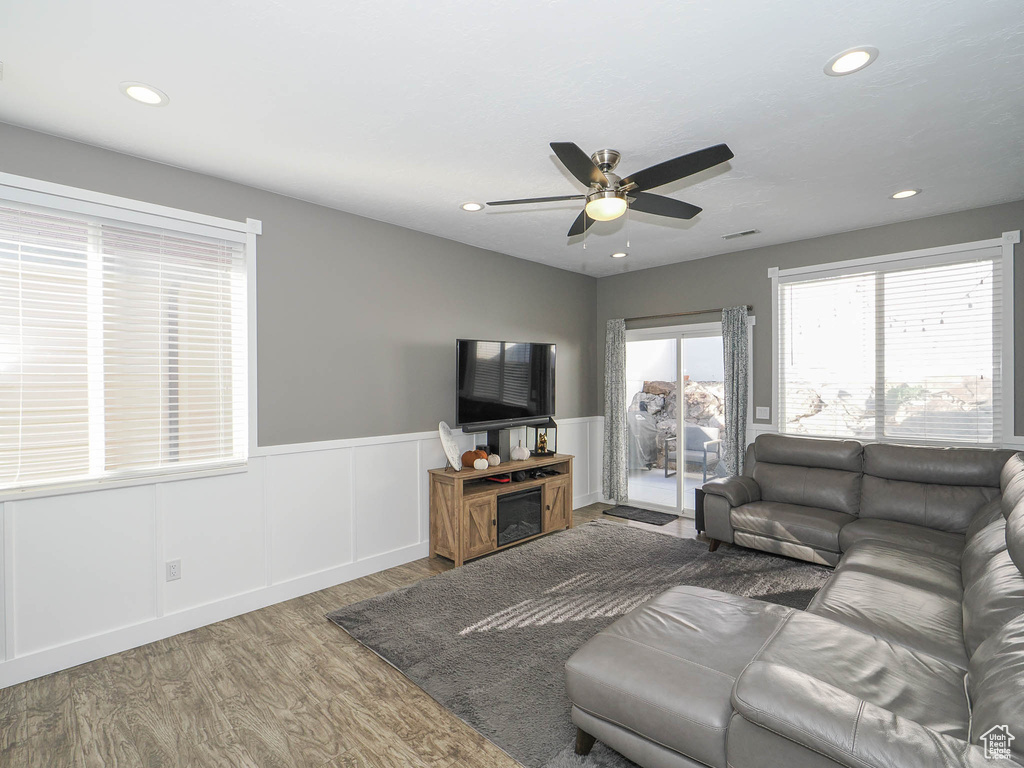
[573, 491, 602, 508]
[0, 542, 426, 690]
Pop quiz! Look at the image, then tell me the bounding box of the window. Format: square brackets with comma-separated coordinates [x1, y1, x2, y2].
[776, 240, 1008, 445]
[0, 182, 251, 493]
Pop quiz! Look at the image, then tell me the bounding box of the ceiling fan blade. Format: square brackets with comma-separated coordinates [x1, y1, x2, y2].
[621, 143, 734, 192]
[486, 194, 587, 206]
[567, 210, 595, 237]
[551, 142, 609, 188]
[628, 191, 702, 220]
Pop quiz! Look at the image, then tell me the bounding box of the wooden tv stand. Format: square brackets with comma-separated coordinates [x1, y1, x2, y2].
[428, 453, 573, 566]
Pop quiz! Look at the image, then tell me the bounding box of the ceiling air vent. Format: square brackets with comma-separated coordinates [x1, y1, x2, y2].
[722, 229, 760, 240]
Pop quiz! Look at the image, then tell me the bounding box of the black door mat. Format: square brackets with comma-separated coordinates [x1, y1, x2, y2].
[602, 505, 680, 526]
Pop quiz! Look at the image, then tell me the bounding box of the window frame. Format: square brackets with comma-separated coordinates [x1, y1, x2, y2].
[769, 231, 1021, 449]
[0, 171, 260, 501]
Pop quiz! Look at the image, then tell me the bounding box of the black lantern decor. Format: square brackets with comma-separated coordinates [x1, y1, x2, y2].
[527, 418, 557, 456]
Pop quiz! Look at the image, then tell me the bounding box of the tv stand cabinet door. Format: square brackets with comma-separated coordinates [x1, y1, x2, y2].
[465, 495, 497, 560]
[543, 477, 570, 532]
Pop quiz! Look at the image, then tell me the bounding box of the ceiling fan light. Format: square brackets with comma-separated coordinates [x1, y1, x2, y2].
[585, 192, 627, 222]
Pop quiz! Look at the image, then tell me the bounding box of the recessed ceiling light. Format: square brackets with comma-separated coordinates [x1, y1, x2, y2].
[461, 202, 483, 212]
[824, 46, 879, 77]
[119, 81, 169, 106]
[891, 189, 920, 199]
[610, 252, 628, 259]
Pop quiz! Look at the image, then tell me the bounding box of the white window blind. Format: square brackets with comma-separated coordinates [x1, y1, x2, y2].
[0, 200, 248, 492]
[778, 244, 1002, 445]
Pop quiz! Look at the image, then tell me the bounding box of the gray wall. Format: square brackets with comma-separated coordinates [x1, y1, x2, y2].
[0, 123, 598, 446]
[595, 200, 1024, 437]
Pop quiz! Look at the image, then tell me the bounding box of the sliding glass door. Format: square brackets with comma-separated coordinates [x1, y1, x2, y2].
[625, 325, 726, 514]
[680, 333, 726, 510]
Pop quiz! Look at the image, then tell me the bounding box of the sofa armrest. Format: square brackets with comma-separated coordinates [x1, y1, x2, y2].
[732, 661, 991, 768]
[702, 475, 761, 507]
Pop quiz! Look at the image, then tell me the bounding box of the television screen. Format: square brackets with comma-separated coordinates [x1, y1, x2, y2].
[456, 340, 555, 428]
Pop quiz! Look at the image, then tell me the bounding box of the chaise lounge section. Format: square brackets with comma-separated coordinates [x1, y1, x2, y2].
[565, 438, 1024, 768]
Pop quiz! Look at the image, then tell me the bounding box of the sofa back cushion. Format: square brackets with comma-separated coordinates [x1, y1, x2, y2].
[753, 464, 862, 516]
[751, 435, 863, 516]
[961, 517, 1008, 587]
[962, 549, 1024, 657]
[962, 502, 1024, 657]
[754, 434, 863, 471]
[965, 498, 1004, 542]
[1002, 453, 1024, 519]
[860, 444, 1012, 533]
[967, 612, 1024, 765]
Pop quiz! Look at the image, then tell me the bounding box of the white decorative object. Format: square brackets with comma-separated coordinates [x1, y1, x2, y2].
[438, 421, 462, 471]
[487, 454, 501, 466]
[473, 457, 489, 470]
[510, 443, 530, 461]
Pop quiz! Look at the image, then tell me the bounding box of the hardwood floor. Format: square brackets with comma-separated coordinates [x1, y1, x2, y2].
[0, 502, 701, 767]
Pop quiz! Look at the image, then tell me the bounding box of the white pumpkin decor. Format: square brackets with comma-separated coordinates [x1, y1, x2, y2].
[487, 454, 501, 466]
[510, 443, 530, 461]
[473, 458, 489, 470]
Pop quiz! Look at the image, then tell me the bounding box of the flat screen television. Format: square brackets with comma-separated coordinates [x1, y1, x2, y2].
[456, 339, 555, 430]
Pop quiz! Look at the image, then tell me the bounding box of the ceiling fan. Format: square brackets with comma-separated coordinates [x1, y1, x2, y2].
[487, 142, 734, 237]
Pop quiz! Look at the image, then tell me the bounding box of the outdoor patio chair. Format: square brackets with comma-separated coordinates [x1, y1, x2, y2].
[665, 425, 722, 482]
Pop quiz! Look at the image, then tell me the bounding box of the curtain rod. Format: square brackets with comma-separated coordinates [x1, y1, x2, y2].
[625, 304, 752, 323]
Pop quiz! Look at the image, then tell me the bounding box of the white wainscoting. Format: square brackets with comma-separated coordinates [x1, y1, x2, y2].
[0, 415, 604, 688]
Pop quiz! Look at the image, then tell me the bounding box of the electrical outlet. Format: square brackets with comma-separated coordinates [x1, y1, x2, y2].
[755, 406, 770, 420]
[165, 559, 181, 582]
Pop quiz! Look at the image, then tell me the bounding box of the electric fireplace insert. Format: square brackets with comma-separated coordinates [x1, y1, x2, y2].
[497, 487, 542, 547]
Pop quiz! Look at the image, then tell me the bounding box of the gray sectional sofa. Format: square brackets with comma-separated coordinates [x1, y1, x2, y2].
[702, 434, 1016, 566]
[565, 435, 1024, 768]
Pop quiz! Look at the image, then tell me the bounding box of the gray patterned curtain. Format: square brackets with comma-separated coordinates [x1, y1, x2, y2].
[722, 306, 749, 476]
[602, 319, 628, 502]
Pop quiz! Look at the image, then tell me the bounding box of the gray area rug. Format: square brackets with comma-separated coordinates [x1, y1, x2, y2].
[602, 504, 680, 526]
[326, 521, 831, 768]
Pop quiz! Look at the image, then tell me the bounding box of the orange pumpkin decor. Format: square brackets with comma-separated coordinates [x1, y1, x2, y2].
[474, 449, 489, 461]
[461, 451, 479, 468]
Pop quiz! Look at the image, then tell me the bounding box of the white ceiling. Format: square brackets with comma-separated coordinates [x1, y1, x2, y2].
[1, 0, 1022, 277]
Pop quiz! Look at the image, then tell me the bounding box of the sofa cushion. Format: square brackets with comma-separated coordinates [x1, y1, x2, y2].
[860, 474, 998, 534]
[967, 612, 1024, 765]
[732, 662, 987, 768]
[808, 560, 968, 667]
[1009, 502, 1024, 572]
[754, 433, 863, 471]
[962, 549, 1024, 657]
[753, 463, 862, 516]
[733, 532, 841, 567]
[731, 501, 854, 553]
[1000, 453, 1024, 519]
[835, 539, 963, 601]
[756, 610, 970, 738]
[961, 517, 1008, 587]
[864, 443, 1015, 488]
[965, 498, 1004, 541]
[564, 586, 791, 768]
[838, 518, 964, 562]
[858, 443, 1012, 535]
